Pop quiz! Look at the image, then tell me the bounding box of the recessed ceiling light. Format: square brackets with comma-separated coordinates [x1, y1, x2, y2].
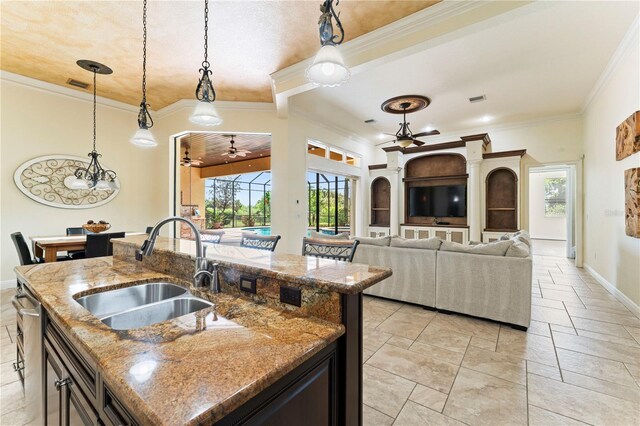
[377, 133, 386, 140]
[424, 125, 434, 132]
[481, 115, 493, 123]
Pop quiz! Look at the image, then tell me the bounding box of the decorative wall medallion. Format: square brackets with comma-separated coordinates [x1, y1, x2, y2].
[14, 155, 120, 209]
[625, 167, 639, 238]
[616, 111, 640, 161]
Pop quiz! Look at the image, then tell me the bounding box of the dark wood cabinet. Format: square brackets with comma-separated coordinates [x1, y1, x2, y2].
[44, 339, 100, 426]
[485, 168, 518, 231]
[371, 177, 391, 226]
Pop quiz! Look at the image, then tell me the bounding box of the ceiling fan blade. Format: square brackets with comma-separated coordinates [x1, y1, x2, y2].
[375, 139, 396, 146]
[237, 153, 247, 157]
[412, 139, 425, 147]
[411, 130, 440, 138]
[383, 133, 397, 136]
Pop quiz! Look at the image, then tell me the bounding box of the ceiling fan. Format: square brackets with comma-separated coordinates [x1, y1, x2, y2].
[379, 95, 440, 148]
[181, 147, 203, 167]
[221, 135, 251, 159]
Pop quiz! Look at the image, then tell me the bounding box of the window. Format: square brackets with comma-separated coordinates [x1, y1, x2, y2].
[544, 177, 566, 217]
[308, 142, 326, 158]
[307, 140, 360, 167]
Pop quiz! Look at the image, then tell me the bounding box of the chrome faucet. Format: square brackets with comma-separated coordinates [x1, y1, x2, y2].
[136, 216, 218, 290]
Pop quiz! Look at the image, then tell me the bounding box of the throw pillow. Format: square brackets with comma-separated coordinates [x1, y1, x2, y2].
[440, 239, 513, 256]
[505, 241, 530, 257]
[309, 230, 349, 240]
[390, 237, 442, 250]
[353, 236, 392, 246]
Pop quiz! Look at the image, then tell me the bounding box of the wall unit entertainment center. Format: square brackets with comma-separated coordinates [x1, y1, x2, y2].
[368, 133, 526, 243]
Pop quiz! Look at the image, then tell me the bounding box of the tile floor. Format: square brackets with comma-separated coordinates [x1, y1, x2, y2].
[0, 252, 638, 425]
[362, 253, 640, 425]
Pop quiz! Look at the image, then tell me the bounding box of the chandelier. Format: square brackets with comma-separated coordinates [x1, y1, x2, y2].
[65, 60, 118, 191]
[306, 0, 350, 87]
[130, 0, 157, 147]
[189, 0, 222, 126]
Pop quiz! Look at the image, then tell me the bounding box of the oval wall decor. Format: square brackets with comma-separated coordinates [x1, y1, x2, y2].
[14, 155, 120, 209]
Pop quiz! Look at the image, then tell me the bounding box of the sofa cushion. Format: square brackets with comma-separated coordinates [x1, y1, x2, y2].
[505, 241, 530, 257]
[309, 230, 349, 240]
[390, 237, 442, 250]
[353, 236, 391, 246]
[440, 239, 513, 256]
[514, 232, 531, 247]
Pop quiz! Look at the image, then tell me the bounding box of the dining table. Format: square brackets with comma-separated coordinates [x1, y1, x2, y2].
[30, 232, 145, 263]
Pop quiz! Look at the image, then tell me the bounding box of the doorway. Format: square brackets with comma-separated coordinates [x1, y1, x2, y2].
[307, 171, 353, 235]
[528, 165, 575, 258]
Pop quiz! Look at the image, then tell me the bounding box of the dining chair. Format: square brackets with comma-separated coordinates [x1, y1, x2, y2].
[301, 237, 360, 262]
[73, 232, 126, 259]
[240, 232, 281, 252]
[10, 232, 69, 265]
[66, 227, 87, 258]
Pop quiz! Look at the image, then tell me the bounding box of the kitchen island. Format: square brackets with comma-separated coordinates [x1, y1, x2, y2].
[14, 235, 391, 425]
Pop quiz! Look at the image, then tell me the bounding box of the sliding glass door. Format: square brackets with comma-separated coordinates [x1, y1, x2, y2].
[307, 172, 352, 235]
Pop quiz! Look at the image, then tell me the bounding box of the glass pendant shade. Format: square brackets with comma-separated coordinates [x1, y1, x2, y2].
[306, 45, 350, 87]
[398, 137, 413, 148]
[94, 180, 112, 191]
[189, 101, 222, 126]
[64, 176, 90, 190]
[130, 128, 158, 147]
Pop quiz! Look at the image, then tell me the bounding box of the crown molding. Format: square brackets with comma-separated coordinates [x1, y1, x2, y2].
[154, 99, 275, 119]
[582, 14, 639, 113]
[0, 70, 139, 113]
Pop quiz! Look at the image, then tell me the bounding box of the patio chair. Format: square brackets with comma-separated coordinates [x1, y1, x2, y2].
[201, 229, 224, 244]
[302, 237, 360, 262]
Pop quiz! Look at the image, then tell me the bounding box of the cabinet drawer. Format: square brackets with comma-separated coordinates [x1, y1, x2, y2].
[45, 319, 97, 402]
[101, 384, 137, 426]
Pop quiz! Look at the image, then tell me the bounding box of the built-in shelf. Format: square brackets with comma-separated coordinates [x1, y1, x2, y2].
[371, 177, 391, 227]
[487, 207, 516, 211]
[403, 174, 468, 182]
[371, 208, 390, 211]
[485, 168, 518, 231]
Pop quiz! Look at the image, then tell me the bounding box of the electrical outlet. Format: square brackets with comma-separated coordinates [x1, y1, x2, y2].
[239, 276, 257, 294]
[280, 286, 302, 307]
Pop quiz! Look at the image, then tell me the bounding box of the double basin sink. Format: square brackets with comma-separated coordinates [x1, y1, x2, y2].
[75, 283, 214, 330]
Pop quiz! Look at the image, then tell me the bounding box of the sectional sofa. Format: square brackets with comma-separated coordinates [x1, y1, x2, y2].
[351, 232, 533, 329]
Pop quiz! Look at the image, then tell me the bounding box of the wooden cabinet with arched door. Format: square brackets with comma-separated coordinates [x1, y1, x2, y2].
[370, 177, 391, 236]
[485, 167, 518, 232]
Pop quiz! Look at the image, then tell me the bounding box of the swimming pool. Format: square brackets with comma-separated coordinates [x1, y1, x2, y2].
[242, 227, 348, 237]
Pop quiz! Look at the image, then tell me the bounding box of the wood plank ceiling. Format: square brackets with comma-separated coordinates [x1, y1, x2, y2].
[180, 133, 271, 167]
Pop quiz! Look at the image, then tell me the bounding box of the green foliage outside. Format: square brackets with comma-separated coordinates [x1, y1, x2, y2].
[205, 179, 271, 229]
[544, 177, 566, 217]
[308, 182, 350, 228]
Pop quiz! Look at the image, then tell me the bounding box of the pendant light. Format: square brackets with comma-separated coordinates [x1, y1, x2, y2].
[306, 0, 350, 87]
[130, 0, 157, 147]
[65, 60, 118, 191]
[189, 0, 222, 126]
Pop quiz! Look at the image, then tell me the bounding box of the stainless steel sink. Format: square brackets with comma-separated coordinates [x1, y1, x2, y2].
[101, 297, 214, 330]
[75, 282, 188, 318]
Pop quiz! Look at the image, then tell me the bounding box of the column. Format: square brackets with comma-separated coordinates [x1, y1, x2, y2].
[468, 159, 482, 242]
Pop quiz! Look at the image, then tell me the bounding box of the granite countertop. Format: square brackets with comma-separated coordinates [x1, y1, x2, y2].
[115, 235, 392, 294]
[15, 258, 345, 425]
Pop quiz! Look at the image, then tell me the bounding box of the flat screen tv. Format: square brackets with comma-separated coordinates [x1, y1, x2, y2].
[409, 185, 466, 217]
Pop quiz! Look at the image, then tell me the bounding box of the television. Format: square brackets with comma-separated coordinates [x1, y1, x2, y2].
[409, 185, 467, 217]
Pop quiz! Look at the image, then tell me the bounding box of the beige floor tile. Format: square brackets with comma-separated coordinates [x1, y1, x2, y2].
[0, 406, 32, 426]
[366, 344, 459, 394]
[461, 346, 526, 385]
[363, 328, 392, 353]
[376, 309, 434, 340]
[386, 335, 414, 350]
[528, 373, 640, 425]
[363, 365, 415, 418]
[565, 305, 640, 328]
[496, 327, 558, 366]
[556, 348, 636, 386]
[576, 328, 640, 348]
[363, 347, 375, 364]
[0, 343, 16, 365]
[408, 384, 448, 413]
[395, 401, 466, 425]
[0, 361, 19, 386]
[363, 404, 394, 426]
[527, 320, 552, 337]
[428, 313, 499, 342]
[416, 324, 471, 354]
[469, 336, 496, 351]
[623, 362, 640, 386]
[0, 381, 24, 415]
[527, 360, 561, 381]
[625, 326, 640, 344]
[578, 296, 631, 314]
[531, 297, 565, 310]
[571, 317, 634, 338]
[408, 341, 465, 366]
[528, 405, 587, 425]
[540, 289, 583, 303]
[530, 305, 573, 327]
[550, 324, 576, 335]
[553, 331, 640, 366]
[443, 367, 527, 425]
[562, 370, 640, 403]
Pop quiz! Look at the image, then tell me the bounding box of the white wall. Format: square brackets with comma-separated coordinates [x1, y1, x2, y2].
[583, 23, 640, 306]
[0, 77, 166, 281]
[529, 170, 567, 240]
